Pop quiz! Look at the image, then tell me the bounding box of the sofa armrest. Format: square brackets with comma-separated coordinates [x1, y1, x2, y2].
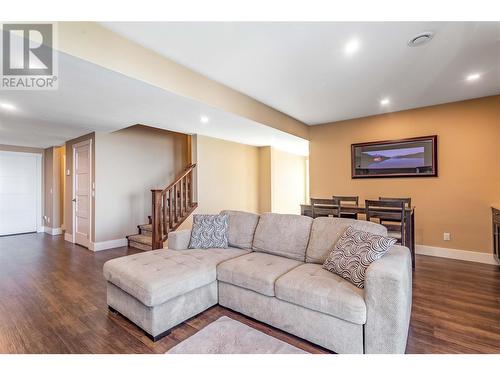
[364, 245, 412, 354]
[167, 229, 192, 250]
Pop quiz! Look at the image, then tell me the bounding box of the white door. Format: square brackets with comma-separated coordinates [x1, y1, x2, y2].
[73, 140, 92, 248]
[0, 151, 42, 236]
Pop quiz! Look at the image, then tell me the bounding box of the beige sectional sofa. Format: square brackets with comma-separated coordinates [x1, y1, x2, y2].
[103, 210, 412, 354]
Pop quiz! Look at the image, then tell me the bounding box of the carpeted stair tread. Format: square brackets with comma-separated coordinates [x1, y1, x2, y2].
[138, 223, 152, 235]
[139, 223, 152, 231]
[127, 234, 152, 246]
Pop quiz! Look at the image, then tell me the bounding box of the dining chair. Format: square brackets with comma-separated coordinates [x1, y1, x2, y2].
[378, 197, 411, 228]
[310, 198, 340, 218]
[332, 195, 359, 219]
[379, 197, 411, 207]
[365, 199, 406, 245]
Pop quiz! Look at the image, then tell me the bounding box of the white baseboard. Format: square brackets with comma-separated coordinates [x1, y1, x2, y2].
[416, 244, 498, 265]
[64, 232, 73, 243]
[89, 238, 128, 252]
[44, 226, 63, 235]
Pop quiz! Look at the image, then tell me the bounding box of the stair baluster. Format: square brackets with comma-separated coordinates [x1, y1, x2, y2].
[150, 164, 197, 250]
[162, 193, 168, 237]
[180, 177, 184, 217]
[185, 177, 188, 213]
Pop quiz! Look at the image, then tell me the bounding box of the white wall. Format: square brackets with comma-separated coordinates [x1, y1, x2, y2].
[176, 138, 308, 234]
[195, 135, 259, 215]
[94, 126, 188, 242]
[177, 135, 260, 230]
[271, 148, 308, 214]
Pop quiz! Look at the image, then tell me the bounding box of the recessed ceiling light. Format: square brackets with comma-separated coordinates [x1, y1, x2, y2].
[0, 102, 16, 111]
[466, 73, 481, 81]
[345, 39, 360, 55]
[380, 98, 390, 106]
[200, 115, 209, 124]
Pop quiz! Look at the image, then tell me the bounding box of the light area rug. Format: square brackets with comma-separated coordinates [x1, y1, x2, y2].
[166, 316, 307, 354]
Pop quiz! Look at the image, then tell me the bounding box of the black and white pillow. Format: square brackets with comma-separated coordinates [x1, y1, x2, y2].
[323, 226, 396, 288]
[188, 214, 229, 249]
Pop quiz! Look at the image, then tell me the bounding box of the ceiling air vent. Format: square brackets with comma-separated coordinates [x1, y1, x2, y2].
[407, 31, 434, 47]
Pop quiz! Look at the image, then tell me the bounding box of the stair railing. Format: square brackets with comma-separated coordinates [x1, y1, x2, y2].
[151, 163, 197, 249]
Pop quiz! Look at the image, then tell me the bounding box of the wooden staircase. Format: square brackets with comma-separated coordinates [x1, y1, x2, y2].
[127, 164, 197, 250]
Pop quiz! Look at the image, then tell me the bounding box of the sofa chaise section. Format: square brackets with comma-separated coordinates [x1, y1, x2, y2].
[103, 247, 249, 340]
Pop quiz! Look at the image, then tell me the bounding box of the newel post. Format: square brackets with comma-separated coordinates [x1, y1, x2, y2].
[151, 189, 163, 250]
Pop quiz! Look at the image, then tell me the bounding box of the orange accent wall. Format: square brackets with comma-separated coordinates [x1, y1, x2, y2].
[309, 95, 500, 253]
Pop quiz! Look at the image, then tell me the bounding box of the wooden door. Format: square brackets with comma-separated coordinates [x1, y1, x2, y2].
[73, 140, 92, 248]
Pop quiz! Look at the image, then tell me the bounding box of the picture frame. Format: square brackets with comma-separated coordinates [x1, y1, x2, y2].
[351, 135, 438, 178]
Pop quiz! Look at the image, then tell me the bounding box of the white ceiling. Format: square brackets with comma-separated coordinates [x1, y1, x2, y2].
[102, 22, 500, 125]
[0, 52, 308, 155]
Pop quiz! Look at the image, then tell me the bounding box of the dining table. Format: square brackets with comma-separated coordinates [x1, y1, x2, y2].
[301, 203, 416, 269]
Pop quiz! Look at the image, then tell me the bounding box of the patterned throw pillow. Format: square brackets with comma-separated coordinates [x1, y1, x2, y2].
[188, 214, 229, 249]
[323, 226, 396, 288]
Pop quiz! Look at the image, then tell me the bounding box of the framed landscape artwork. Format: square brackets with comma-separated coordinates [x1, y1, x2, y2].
[351, 135, 437, 178]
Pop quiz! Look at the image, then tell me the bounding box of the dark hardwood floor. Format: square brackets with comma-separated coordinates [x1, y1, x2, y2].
[0, 233, 498, 354]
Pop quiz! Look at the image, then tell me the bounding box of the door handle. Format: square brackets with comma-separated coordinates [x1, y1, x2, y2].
[72, 198, 77, 202]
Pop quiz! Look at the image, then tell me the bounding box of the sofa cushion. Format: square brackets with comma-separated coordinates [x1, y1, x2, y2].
[217, 252, 302, 297]
[252, 213, 313, 261]
[306, 217, 387, 264]
[275, 263, 367, 324]
[220, 210, 260, 250]
[188, 214, 229, 249]
[103, 248, 249, 307]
